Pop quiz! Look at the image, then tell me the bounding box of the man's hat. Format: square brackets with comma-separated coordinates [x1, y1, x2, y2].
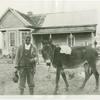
[25, 35, 31, 41]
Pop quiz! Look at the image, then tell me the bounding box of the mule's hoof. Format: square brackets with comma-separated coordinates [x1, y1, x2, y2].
[94, 89, 99, 92]
[79, 87, 84, 90]
[54, 90, 58, 95]
[65, 87, 69, 91]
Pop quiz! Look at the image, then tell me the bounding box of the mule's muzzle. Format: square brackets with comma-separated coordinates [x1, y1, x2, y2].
[46, 59, 51, 66]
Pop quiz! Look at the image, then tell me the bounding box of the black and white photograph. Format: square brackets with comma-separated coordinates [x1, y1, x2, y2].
[0, 0, 100, 97]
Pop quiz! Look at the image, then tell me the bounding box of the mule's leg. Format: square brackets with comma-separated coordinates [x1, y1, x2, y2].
[61, 69, 69, 91]
[54, 67, 61, 94]
[47, 65, 51, 79]
[80, 63, 92, 89]
[91, 63, 99, 91]
[94, 71, 99, 91]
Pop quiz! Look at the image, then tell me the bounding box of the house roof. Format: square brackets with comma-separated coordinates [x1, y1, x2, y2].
[16, 10, 46, 27]
[40, 10, 97, 27]
[0, 8, 45, 28]
[0, 8, 98, 31]
[0, 8, 31, 26]
[33, 10, 97, 34]
[33, 25, 96, 34]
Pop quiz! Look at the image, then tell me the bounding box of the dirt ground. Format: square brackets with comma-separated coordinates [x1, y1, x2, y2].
[0, 59, 100, 95]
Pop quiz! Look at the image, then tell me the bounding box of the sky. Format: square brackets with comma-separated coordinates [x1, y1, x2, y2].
[0, 0, 100, 16]
[0, 0, 100, 48]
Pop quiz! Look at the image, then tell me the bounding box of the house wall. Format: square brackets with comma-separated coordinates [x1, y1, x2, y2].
[96, 10, 100, 46]
[0, 11, 25, 28]
[0, 10, 32, 55]
[33, 34, 68, 52]
[52, 34, 67, 46]
[2, 30, 31, 55]
[2, 30, 20, 55]
[74, 33, 91, 46]
[52, 33, 91, 47]
[33, 33, 92, 52]
[2, 31, 9, 55]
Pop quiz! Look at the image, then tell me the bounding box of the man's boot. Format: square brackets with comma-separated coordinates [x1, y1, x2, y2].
[20, 89, 24, 95]
[29, 88, 34, 95]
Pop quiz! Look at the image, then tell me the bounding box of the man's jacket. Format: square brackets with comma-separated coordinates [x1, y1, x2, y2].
[15, 43, 38, 69]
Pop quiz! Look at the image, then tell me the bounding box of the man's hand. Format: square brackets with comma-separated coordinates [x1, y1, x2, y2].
[34, 57, 37, 62]
[14, 66, 19, 72]
[33, 67, 36, 74]
[30, 58, 34, 63]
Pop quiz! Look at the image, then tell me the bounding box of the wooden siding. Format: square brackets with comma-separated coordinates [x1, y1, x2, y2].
[33, 33, 92, 51]
[2, 30, 31, 54]
[2, 31, 9, 54]
[52, 33, 91, 47]
[74, 33, 91, 46]
[0, 11, 25, 28]
[52, 34, 67, 46]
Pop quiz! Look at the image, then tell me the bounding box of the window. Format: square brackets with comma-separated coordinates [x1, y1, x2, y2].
[10, 32, 15, 46]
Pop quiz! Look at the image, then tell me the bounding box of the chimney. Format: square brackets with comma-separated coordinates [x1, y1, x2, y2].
[27, 11, 33, 17]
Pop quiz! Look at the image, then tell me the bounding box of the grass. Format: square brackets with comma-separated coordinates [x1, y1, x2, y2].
[0, 60, 100, 95]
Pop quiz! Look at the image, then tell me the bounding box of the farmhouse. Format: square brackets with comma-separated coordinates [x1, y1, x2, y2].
[0, 8, 98, 55]
[0, 8, 44, 54]
[33, 10, 97, 51]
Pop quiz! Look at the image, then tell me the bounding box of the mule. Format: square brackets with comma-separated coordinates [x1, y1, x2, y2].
[41, 40, 99, 94]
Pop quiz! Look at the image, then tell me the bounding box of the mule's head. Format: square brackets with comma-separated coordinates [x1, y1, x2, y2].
[42, 40, 51, 48]
[41, 40, 61, 64]
[41, 40, 53, 62]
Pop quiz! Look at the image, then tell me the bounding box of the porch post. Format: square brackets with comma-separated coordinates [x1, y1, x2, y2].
[66, 34, 68, 45]
[70, 33, 73, 47]
[91, 32, 95, 47]
[32, 34, 36, 45]
[73, 35, 75, 46]
[16, 30, 19, 47]
[49, 34, 52, 39]
[40, 35, 43, 49]
[30, 33, 33, 44]
[30, 29, 33, 44]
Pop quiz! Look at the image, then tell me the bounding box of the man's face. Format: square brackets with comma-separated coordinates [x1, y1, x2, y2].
[25, 37, 31, 45]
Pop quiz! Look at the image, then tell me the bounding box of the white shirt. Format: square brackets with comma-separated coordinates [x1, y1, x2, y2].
[25, 44, 31, 50]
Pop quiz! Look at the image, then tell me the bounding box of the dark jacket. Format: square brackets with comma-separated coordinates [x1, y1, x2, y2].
[15, 43, 38, 69]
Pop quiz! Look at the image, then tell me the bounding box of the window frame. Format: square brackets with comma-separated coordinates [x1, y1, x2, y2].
[10, 32, 15, 47]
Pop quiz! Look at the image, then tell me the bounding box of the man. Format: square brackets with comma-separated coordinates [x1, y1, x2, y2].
[15, 35, 38, 95]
